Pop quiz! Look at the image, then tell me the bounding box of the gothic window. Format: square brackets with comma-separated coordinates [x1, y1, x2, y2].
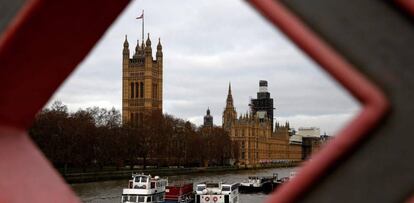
[130, 82, 134, 98]
[155, 84, 157, 98]
[135, 82, 139, 98]
[152, 84, 157, 99]
[140, 82, 144, 98]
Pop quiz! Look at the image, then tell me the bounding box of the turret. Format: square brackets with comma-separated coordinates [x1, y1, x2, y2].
[203, 107, 213, 127]
[134, 40, 141, 57]
[145, 33, 152, 56]
[123, 35, 130, 66]
[123, 35, 130, 56]
[156, 38, 163, 56]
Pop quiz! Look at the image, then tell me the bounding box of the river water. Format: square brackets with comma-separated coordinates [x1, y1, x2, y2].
[71, 167, 296, 203]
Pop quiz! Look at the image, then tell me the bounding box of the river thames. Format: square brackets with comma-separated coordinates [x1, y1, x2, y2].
[71, 167, 295, 203]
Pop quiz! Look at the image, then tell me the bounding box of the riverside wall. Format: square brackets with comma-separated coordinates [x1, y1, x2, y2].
[64, 162, 300, 184]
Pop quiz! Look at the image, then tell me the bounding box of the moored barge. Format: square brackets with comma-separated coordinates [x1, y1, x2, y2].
[239, 174, 279, 194]
[195, 182, 239, 203]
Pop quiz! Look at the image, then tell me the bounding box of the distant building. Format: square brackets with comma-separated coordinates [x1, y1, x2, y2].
[297, 127, 320, 138]
[203, 108, 213, 127]
[302, 137, 322, 160]
[289, 133, 303, 145]
[295, 127, 325, 160]
[250, 80, 274, 131]
[222, 83, 302, 166]
[122, 33, 163, 125]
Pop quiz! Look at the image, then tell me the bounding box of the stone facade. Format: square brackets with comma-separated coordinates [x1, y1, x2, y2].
[222, 83, 302, 166]
[122, 34, 163, 124]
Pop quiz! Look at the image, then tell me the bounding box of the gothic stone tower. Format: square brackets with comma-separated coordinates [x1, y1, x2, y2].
[203, 108, 213, 127]
[122, 33, 163, 125]
[223, 83, 237, 131]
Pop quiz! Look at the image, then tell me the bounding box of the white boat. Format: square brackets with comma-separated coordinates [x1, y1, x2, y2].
[121, 173, 168, 203]
[195, 182, 239, 203]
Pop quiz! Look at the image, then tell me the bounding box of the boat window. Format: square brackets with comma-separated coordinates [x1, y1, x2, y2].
[135, 177, 140, 182]
[138, 196, 145, 202]
[153, 194, 161, 201]
[122, 195, 128, 202]
[206, 183, 219, 188]
[147, 196, 152, 202]
[151, 182, 155, 189]
[130, 195, 137, 202]
[197, 185, 206, 191]
[141, 176, 148, 182]
[222, 186, 230, 191]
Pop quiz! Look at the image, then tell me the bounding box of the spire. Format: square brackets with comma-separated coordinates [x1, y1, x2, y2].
[226, 82, 234, 108]
[123, 35, 129, 47]
[133, 40, 141, 58]
[135, 40, 140, 52]
[207, 107, 210, 115]
[145, 33, 152, 56]
[223, 83, 236, 131]
[123, 35, 129, 56]
[157, 38, 162, 50]
[146, 33, 151, 47]
[156, 37, 163, 58]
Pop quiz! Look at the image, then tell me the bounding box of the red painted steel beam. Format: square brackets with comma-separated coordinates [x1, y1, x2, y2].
[0, 0, 130, 202]
[396, 0, 414, 16]
[0, 0, 129, 129]
[247, 0, 390, 202]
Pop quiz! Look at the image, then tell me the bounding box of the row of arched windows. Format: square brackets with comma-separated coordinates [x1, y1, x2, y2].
[130, 82, 144, 98]
[130, 82, 159, 99]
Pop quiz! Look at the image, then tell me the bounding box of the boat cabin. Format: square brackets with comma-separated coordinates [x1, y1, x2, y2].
[121, 174, 168, 203]
[195, 182, 239, 203]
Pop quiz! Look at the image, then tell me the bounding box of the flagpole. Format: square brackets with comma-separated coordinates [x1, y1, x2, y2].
[142, 10, 144, 44]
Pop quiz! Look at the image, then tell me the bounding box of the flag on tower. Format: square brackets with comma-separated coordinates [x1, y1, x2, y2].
[136, 11, 144, 19]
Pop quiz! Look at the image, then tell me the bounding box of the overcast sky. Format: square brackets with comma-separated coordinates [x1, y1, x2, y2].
[48, 0, 360, 135]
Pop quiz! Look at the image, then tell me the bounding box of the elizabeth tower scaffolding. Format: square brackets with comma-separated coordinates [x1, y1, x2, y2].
[122, 33, 163, 125]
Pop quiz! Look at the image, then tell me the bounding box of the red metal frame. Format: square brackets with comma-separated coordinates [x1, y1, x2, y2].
[247, 0, 389, 202]
[396, 0, 414, 16]
[0, 0, 130, 202]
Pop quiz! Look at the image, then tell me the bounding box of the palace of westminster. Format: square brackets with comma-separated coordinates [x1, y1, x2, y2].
[122, 33, 324, 167]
